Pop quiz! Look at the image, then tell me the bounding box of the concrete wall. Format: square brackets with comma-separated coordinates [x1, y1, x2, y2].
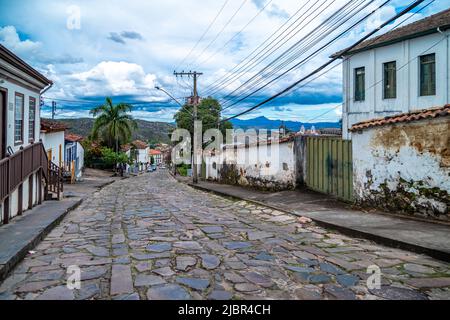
[352, 117, 450, 220]
[204, 140, 297, 191]
[342, 32, 450, 139]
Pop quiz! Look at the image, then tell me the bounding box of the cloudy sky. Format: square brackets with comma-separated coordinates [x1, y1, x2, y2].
[0, 0, 446, 123]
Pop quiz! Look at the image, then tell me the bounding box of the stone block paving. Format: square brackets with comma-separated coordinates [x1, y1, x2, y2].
[1, 171, 449, 300]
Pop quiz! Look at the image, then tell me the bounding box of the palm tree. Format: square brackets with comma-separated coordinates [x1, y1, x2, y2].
[90, 97, 137, 153]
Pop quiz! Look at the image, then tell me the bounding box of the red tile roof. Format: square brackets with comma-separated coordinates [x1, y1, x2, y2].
[41, 119, 67, 133]
[333, 8, 450, 58]
[149, 149, 162, 155]
[65, 133, 83, 142]
[121, 144, 131, 152]
[131, 140, 148, 150]
[350, 105, 450, 132]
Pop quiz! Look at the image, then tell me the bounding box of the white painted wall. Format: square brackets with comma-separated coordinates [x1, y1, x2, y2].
[352, 117, 449, 218]
[0, 171, 41, 224]
[41, 131, 65, 165]
[342, 32, 450, 139]
[0, 80, 41, 152]
[204, 140, 297, 190]
[137, 147, 149, 164]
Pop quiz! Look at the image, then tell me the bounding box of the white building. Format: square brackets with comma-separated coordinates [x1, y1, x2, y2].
[65, 133, 85, 181]
[123, 140, 149, 172]
[149, 149, 163, 165]
[335, 8, 450, 140]
[40, 119, 66, 167]
[131, 140, 149, 165]
[0, 44, 54, 224]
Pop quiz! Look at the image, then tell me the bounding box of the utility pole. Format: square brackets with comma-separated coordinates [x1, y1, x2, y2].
[174, 71, 203, 184]
[52, 101, 56, 120]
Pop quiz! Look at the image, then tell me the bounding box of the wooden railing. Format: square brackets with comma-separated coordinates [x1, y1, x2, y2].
[48, 161, 63, 199]
[0, 141, 63, 224]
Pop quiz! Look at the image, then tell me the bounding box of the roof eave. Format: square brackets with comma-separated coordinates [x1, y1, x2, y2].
[331, 24, 450, 59]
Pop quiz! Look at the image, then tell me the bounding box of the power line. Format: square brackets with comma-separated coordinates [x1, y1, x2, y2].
[219, 0, 434, 121]
[217, 0, 366, 108]
[219, 0, 434, 120]
[42, 96, 178, 105]
[193, 0, 274, 68]
[187, 0, 249, 69]
[219, 0, 426, 123]
[204, 0, 323, 94]
[220, 0, 389, 113]
[174, 0, 230, 71]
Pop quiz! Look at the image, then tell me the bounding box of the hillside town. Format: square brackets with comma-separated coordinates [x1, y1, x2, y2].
[0, 0, 449, 306]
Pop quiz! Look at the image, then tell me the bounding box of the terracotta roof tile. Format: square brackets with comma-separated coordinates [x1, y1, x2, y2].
[65, 133, 83, 142]
[149, 149, 162, 155]
[333, 8, 450, 57]
[131, 140, 148, 149]
[350, 105, 450, 132]
[41, 119, 67, 132]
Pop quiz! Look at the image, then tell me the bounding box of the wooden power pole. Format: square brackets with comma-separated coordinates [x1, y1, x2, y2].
[174, 71, 203, 184]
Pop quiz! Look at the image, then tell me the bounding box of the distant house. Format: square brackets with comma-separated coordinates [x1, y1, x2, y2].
[40, 119, 66, 167]
[131, 140, 149, 165]
[149, 149, 162, 165]
[122, 140, 149, 172]
[65, 133, 84, 181]
[333, 8, 450, 140]
[0, 44, 60, 225]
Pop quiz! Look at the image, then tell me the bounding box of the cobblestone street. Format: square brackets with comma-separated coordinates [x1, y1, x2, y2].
[1, 171, 449, 300]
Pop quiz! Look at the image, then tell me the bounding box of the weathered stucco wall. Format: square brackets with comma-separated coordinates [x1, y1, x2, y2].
[204, 140, 297, 191]
[352, 117, 450, 220]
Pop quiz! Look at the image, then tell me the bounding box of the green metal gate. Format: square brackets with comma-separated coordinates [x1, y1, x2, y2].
[306, 137, 353, 202]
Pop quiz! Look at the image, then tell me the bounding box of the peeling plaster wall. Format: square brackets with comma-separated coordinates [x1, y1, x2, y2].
[204, 141, 297, 191]
[352, 117, 450, 220]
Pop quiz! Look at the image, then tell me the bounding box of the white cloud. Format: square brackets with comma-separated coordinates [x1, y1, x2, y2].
[0, 25, 41, 56]
[71, 61, 157, 97]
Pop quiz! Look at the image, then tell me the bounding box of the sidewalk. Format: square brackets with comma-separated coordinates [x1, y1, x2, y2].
[0, 198, 82, 281]
[182, 178, 450, 263]
[0, 168, 119, 282]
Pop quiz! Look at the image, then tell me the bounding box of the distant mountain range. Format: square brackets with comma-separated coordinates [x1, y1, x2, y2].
[50, 118, 175, 144]
[230, 116, 341, 131]
[49, 116, 340, 143]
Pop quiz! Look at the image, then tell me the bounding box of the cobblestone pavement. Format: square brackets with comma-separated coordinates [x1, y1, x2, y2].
[1, 171, 450, 300]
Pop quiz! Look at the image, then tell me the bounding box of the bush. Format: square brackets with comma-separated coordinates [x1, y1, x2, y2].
[101, 147, 130, 168]
[177, 162, 190, 176]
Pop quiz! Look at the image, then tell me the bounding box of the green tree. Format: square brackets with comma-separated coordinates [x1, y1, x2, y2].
[90, 97, 138, 153]
[173, 97, 232, 140]
[150, 155, 155, 165]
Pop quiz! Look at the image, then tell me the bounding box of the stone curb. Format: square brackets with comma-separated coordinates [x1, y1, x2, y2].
[186, 182, 450, 263]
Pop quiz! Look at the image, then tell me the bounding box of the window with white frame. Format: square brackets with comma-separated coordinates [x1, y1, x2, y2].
[15, 93, 24, 144]
[29, 97, 36, 142]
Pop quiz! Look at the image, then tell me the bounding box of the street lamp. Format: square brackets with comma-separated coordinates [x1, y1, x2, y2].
[155, 86, 184, 107]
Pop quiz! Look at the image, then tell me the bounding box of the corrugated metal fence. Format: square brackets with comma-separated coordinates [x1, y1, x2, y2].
[306, 137, 353, 202]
